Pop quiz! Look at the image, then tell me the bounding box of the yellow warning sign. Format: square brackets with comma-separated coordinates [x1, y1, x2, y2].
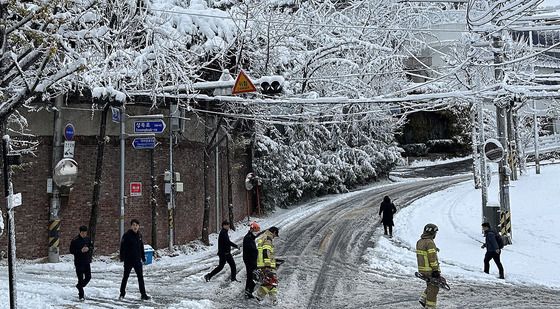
[232, 70, 257, 95]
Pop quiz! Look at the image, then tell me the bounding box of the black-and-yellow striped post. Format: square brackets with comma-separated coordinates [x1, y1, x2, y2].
[500, 211, 512, 244]
[48, 219, 61, 250]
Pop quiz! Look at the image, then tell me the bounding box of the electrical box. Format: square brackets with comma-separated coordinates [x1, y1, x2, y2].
[164, 183, 172, 194]
[164, 171, 172, 182]
[174, 172, 180, 182]
[176, 182, 184, 192]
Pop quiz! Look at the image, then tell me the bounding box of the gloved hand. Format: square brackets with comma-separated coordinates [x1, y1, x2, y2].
[431, 271, 440, 278]
[481, 244, 486, 249]
[496, 249, 501, 254]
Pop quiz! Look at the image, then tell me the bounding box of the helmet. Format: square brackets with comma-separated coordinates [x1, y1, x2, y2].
[423, 223, 438, 234]
[249, 221, 260, 232]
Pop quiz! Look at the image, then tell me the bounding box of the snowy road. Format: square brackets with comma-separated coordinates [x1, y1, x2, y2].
[3, 170, 560, 308]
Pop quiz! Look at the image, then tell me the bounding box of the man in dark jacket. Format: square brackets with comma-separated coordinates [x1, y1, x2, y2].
[205, 220, 239, 282]
[119, 219, 151, 300]
[243, 222, 260, 299]
[69, 225, 93, 301]
[379, 196, 397, 237]
[481, 222, 505, 279]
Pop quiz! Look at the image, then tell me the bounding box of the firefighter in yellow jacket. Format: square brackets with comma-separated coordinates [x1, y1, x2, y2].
[255, 226, 279, 304]
[416, 223, 441, 309]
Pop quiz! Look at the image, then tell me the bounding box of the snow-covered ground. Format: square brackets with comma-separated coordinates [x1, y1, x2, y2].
[367, 163, 560, 289]
[3, 163, 560, 308]
[407, 156, 470, 168]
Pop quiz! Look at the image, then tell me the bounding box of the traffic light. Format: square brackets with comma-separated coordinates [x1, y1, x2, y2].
[260, 76, 284, 95]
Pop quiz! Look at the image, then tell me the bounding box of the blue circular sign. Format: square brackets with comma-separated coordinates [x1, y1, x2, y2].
[64, 124, 75, 141]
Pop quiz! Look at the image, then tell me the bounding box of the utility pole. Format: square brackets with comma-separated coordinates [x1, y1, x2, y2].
[49, 95, 64, 263]
[168, 105, 175, 251]
[215, 116, 220, 233]
[119, 105, 126, 240]
[2, 134, 18, 309]
[506, 106, 518, 180]
[493, 33, 512, 244]
[533, 100, 541, 174]
[479, 102, 489, 217]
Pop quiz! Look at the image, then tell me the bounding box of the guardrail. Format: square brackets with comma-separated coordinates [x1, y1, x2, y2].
[524, 134, 560, 155]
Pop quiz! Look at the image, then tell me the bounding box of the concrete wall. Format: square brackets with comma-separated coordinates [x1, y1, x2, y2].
[0, 103, 253, 259]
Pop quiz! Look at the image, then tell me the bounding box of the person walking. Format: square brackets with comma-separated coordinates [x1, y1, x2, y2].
[69, 225, 93, 301]
[416, 223, 441, 309]
[481, 222, 505, 279]
[379, 196, 397, 237]
[255, 226, 280, 305]
[119, 219, 151, 300]
[243, 222, 260, 299]
[205, 220, 240, 282]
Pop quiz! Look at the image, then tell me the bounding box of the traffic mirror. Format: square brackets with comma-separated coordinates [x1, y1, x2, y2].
[484, 139, 505, 163]
[53, 158, 78, 187]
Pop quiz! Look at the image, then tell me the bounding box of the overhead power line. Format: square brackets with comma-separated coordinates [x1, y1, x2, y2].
[145, 7, 473, 33]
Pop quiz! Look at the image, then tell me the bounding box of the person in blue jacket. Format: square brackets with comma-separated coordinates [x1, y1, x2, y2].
[481, 222, 505, 279]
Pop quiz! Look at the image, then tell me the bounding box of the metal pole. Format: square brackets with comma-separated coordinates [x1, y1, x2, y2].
[493, 33, 512, 243]
[479, 103, 489, 221]
[215, 127, 220, 233]
[168, 107, 174, 251]
[2, 135, 17, 309]
[49, 95, 63, 263]
[120, 106, 125, 239]
[506, 107, 518, 180]
[533, 100, 541, 174]
[150, 148, 158, 249]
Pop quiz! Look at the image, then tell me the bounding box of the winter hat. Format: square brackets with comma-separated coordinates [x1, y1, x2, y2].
[269, 226, 279, 237]
[79, 225, 88, 232]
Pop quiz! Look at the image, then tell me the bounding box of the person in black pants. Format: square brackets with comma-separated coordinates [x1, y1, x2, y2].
[243, 222, 261, 298]
[379, 196, 397, 237]
[119, 219, 151, 300]
[481, 222, 505, 279]
[205, 220, 240, 282]
[69, 225, 93, 301]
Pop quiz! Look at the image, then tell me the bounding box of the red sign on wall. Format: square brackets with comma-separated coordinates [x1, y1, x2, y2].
[130, 182, 142, 197]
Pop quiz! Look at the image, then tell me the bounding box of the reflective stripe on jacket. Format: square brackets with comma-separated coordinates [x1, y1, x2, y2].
[257, 231, 276, 268]
[416, 237, 440, 273]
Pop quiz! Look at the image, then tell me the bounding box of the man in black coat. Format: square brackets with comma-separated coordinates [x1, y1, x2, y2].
[119, 219, 151, 300]
[243, 222, 260, 299]
[69, 225, 93, 301]
[205, 220, 240, 282]
[481, 222, 505, 279]
[379, 195, 397, 237]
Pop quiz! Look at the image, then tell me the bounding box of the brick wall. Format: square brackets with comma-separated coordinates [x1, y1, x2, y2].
[0, 134, 252, 259]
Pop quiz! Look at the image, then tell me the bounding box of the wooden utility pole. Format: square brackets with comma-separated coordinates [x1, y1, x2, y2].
[89, 104, 109, 245]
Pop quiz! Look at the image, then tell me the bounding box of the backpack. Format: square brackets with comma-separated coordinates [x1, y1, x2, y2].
[495, 233, 505, 249]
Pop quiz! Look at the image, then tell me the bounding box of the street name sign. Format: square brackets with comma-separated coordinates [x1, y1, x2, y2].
[134, 120, 166, 133]
[132, 137, 157, 149]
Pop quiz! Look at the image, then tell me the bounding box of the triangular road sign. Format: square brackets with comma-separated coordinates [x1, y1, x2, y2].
[232, 70, 257, 95]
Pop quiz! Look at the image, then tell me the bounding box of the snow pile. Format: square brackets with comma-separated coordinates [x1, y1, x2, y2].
[367, 164, 560, 289]
[408, 156, 470, 167]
